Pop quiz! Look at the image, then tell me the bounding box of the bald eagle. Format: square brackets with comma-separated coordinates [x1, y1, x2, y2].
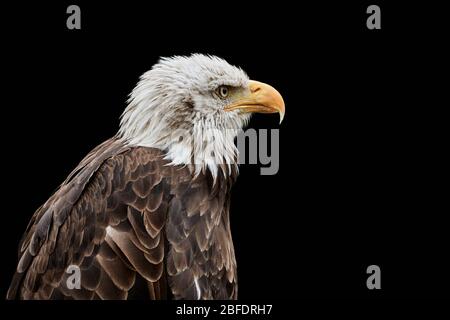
[7, 54, 285, 300]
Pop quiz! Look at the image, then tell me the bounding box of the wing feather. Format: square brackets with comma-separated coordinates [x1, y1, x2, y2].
[8, 137, 238, 300]
[7, 138, 171, 300]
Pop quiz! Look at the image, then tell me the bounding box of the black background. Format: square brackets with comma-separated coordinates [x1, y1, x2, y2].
[1, 0, 448, 308]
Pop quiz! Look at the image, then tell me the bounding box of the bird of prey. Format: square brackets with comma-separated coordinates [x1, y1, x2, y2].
[7, 54, 285, 300]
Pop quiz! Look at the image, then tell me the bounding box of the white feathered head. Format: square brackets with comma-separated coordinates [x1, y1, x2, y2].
[119, 54, 285, 178]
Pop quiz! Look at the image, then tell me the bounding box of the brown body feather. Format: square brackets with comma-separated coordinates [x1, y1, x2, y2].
[7, 137, 238, 300]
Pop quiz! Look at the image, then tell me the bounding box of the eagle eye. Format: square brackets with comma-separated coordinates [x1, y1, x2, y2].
[216, 86, 229, 99]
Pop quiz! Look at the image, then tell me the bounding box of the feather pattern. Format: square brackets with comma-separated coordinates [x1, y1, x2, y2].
[7, 137, 237, 300]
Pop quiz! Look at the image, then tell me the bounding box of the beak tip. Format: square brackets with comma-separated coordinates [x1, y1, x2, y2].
[279, 111, 285, 124]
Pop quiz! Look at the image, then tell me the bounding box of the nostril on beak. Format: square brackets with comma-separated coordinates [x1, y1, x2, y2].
[250, 84, 261, 94]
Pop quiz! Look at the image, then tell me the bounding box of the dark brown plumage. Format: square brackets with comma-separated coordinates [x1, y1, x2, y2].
[7, 137, 238, 300]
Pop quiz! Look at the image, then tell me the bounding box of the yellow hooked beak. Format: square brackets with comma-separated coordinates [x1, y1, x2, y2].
[224, 80, 285, 123]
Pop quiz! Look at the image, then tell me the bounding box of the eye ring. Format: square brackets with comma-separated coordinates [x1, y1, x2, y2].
[217, 85, 229, 99]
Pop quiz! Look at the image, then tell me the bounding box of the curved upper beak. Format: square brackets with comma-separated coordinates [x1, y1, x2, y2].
[224, 80, 285, 124]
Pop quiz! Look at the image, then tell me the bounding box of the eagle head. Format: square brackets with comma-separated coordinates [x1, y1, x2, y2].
[118, 54, 285, 178]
